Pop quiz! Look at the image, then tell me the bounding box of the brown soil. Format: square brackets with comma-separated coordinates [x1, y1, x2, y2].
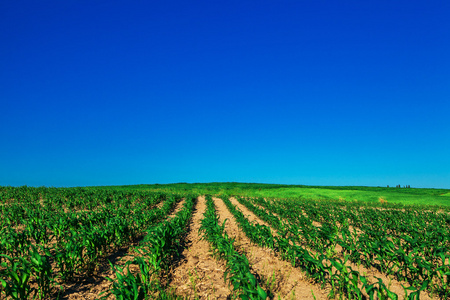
[169, 196, 232, 299]
[213, 197, 329, 300]
[58, 248, 136, 300]
[232, 197, 437, 300]
[167, 198, 186, 218]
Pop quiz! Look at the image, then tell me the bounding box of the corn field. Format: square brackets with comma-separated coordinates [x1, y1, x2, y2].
[0, 186, 449, 299]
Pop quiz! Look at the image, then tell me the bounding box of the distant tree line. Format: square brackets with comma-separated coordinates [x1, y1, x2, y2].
[387, 185, 411, 188]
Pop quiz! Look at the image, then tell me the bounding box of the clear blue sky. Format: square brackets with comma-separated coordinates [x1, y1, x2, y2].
[1, 1, 449, 188]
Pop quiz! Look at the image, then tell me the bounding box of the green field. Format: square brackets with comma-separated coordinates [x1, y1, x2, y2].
[99, 182, 450, 207]
[1, 183, 449, 299]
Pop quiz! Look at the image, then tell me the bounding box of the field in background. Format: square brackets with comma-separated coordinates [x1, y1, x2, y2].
[101, 182, 450, 207]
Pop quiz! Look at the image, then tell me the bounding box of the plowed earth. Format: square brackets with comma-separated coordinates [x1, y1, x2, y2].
[169, 196, 231, 299]
[231, 197, 437, 300]
[213, 197, 329, 300]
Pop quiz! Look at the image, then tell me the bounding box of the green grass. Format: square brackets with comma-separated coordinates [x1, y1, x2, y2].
[243, 187, 450, 206]
[94, 182, 450, 207]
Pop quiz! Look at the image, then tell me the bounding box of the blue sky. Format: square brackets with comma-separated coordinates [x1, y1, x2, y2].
[1, 1, 449, 188]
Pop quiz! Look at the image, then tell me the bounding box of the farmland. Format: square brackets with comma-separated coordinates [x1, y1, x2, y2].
[1, 184, 449, 299]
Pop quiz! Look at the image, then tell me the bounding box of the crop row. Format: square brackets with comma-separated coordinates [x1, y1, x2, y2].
[223, 196, 413, 299]
[1, 187, 162, 214]
[103, 194, 197, 299]
[199, 195, 267, 300]
[0, 191, 182, 299]
[248, 196, 450, 298]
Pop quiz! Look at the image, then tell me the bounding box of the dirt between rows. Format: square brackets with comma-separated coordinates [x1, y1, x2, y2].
[168, 196, 231, 299]
[213, 197, 328, 300]
[232, 198, 437, 300]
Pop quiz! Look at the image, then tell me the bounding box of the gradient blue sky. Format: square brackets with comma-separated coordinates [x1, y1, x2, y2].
[1, 1, 449, 188]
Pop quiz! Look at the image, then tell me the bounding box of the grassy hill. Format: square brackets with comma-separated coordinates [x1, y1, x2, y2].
[97, 182, 450, 207]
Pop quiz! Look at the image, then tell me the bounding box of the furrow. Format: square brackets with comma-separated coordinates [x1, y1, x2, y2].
[169, 196, 232, 299]
[213, 197, 328, 300]
[236, 197, 438, 300]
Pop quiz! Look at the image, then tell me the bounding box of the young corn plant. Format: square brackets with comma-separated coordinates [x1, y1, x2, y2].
[0, 255, 34, 300]
[104, 263, 147, 300]
[199, 195, 267, 300]
[28, 245, 56, 299]
[54, 233, 84, 281]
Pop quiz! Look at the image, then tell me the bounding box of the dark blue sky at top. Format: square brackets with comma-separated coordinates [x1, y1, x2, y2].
[1, 1, 449, 188]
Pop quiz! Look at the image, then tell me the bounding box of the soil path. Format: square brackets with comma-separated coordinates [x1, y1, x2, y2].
[169, 196, 231, 299]
[213, 197, 328, 300]
[60, 198, 187, 299]
[232, 197, 437, 300]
